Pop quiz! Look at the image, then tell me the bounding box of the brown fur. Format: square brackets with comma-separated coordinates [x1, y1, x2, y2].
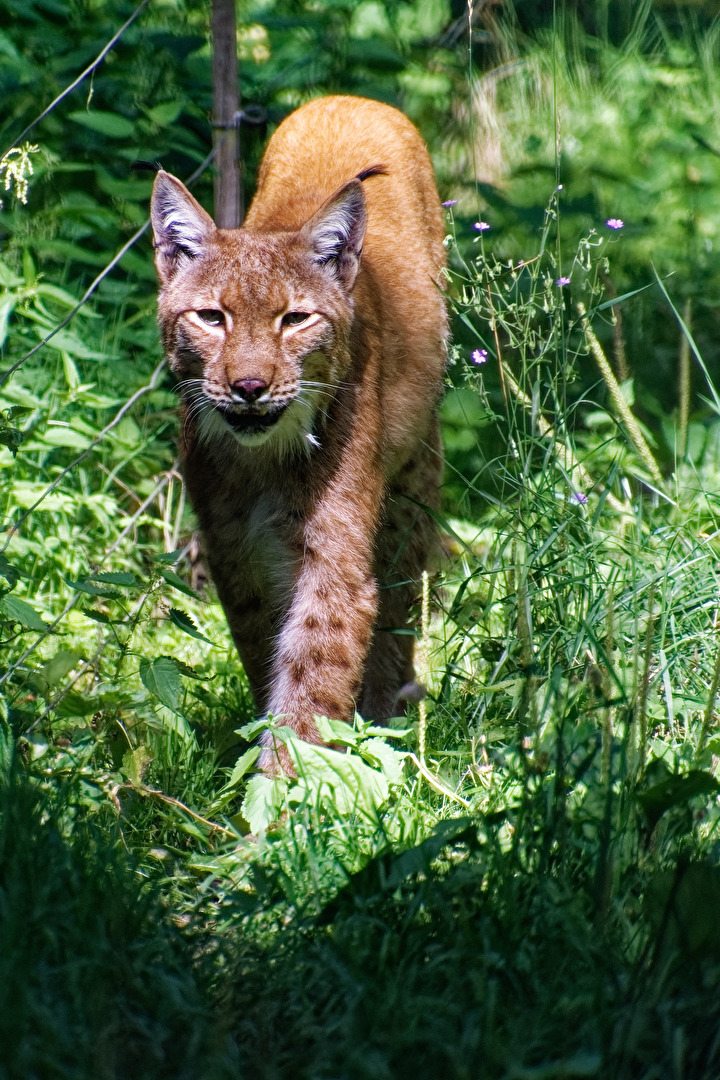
[150, 95, 447, 771]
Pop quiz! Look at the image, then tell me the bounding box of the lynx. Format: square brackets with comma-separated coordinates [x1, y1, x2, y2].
[151, 95, 447, 771]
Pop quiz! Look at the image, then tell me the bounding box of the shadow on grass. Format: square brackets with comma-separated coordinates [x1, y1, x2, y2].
[0, 756, 235, 1080]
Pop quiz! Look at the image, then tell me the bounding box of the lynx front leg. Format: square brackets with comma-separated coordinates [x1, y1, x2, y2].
[259, 454, 384, 772]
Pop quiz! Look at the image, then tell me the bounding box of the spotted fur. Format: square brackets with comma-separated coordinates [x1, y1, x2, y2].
[151, 95, 447, 772]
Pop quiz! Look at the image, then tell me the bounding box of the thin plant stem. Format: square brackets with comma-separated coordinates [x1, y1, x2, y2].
[500, 358, 630, 515]
[602, 589, 616, 785]
[407, 753, 471, 809]
[417, 569, 430, 764]
[678, 297, 691, 461]
[577, 302, 663, 486]
[513, 540, 535, 730]
[636, 580, 657, 774]
[698, 618, 720, 756]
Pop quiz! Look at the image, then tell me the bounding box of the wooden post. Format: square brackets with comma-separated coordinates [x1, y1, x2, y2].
[211, 0, 241, 227]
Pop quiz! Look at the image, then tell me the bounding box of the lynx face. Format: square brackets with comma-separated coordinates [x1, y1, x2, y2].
[152, 175, 366, 454]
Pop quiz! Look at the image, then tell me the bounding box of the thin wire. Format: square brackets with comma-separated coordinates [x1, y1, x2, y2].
[1, 358, 167, 553]
[5, 0, 153, 155]
[0, 221, 150, 386]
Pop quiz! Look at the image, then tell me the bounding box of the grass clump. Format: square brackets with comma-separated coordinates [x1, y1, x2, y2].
[219, 813, 720, 1079]
[0, 748, 234, 1080]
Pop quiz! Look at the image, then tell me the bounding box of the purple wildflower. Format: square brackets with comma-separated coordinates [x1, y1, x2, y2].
[570, 492, 588, 504]
[442, 199, 458, 207]
[472, 349, 488, 364]
[555, 276, 571, 287]
[606, 218, 624, 230]
[474, 221, 490, 232]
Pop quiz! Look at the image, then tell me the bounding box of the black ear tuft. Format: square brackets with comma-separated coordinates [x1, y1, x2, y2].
[355, 164, 387, 183]
[150, 171, 216, 283]
[132, 160, 163, 174]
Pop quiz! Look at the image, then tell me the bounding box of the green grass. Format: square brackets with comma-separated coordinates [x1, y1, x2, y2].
[2, 6, 720, 1078]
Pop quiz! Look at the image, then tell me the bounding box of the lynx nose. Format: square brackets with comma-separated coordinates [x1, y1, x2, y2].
[231, 377, 268, 403]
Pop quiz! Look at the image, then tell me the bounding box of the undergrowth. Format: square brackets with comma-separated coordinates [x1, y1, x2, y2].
[1, 5, 720, 1079]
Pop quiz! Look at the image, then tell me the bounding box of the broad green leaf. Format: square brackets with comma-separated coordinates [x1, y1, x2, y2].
[161, 567, 199, 599]
[0, 555, 20, 586]
[68, 109, 135, 139]
[314, 713, 361, 747]
[91, 571, 138, 587]
[168, 607, 214, 645]
[37, 426, 92, 450]
[81, 609, 112, 624]
[156, 548, 185, 564]
[284, 733, 391, 821]
[122, 744, 153, 786]
[76, 390, 120, 409]
[0, 385, 40, 408]
[62, 353, 80, 390]
[65, 577, 118, 597]
[0, 415, 22, 455]
[146, 101, 183, 126]
[174, 658, 205, 679]
[637, 769, 719, 829]
[222, 745, 261, 790]
[55, 690, 99, 718]
[33, 650, 83, 692]
[241, 774, 287, 834]
[362, 722, 411, 740]
[140, 655, 183, 713]
[236, 717, 272, 742]
[359, 737, 406, 787]
[0, 259, 21, 288]
[20, 732, 48, 761]
[0, 594, 47, 631]
[36, 283, 92, 310]
[42, 328, 109, 360]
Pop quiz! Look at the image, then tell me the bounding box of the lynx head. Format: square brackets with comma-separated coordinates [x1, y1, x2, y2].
[150, 171, 366, 452]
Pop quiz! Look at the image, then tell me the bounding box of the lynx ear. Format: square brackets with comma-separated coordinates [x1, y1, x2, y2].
[301, 179, 366, 291]
[151, 171, 216, 283]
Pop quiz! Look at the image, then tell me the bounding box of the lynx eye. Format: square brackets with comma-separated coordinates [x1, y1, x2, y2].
[196, 309, 226, 327]
[281, 311, 311, 328]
